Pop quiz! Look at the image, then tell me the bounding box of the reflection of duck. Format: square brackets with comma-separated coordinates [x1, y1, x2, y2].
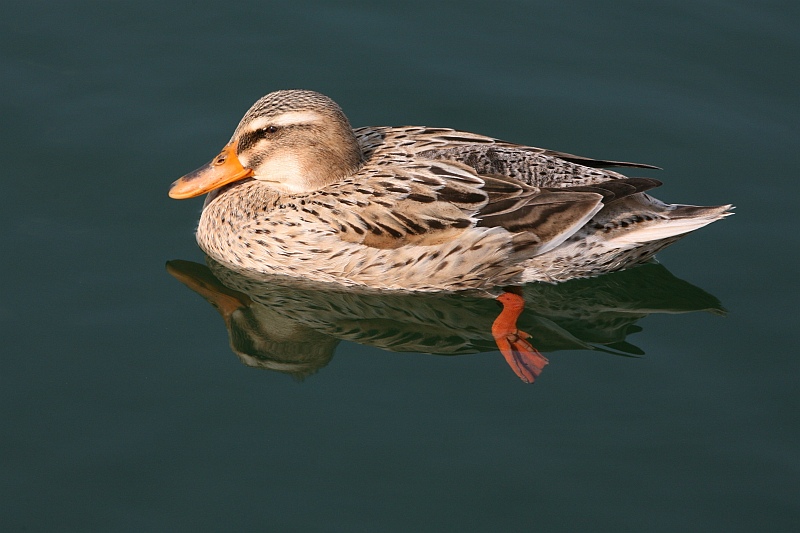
[167, 259, 724, 382]
[169, 90, 731, 291]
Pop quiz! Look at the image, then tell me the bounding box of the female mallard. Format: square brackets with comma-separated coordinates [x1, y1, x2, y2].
[169, 89, 731, 293]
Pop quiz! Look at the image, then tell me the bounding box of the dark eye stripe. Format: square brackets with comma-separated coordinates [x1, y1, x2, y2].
[238, 127, 276, 152]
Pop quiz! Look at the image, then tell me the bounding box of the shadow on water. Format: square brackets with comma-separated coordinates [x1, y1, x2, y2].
[167, 258, 724, 383]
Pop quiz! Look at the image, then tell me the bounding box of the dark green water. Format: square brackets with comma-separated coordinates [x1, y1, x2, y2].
[3, 1, 798, 531]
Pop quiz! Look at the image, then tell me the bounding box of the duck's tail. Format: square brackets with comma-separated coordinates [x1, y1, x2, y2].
[603, 200, 734, 247]
[521, 195, 733, 283]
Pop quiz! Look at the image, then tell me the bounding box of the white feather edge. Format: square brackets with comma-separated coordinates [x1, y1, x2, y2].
[607, 205, 734, 246]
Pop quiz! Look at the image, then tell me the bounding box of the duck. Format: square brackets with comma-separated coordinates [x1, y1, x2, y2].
[169, 89, 731, 293]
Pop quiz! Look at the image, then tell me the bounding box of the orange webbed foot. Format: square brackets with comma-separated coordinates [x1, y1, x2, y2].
[492, 291, 549, 384]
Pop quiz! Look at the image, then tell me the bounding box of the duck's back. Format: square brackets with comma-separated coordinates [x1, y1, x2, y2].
[355, 126, 659, 188]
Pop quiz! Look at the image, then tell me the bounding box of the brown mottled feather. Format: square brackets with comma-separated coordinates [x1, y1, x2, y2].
[173, 90, 732, 291]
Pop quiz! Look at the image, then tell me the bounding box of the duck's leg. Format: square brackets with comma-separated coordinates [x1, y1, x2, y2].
[492, 289, 548, 384]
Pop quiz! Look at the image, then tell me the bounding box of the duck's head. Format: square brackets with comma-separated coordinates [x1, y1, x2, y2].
[169, 90, 363, 199]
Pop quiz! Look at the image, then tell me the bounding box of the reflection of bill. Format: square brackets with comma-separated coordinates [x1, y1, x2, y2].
[167, 259, 724, 384]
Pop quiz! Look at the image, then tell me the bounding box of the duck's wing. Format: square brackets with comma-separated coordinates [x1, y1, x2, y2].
[355, 126, 659, 188]
[313, 160, 499, 250]
[313, 156, 661, 258]
[473, 172, 662, 256]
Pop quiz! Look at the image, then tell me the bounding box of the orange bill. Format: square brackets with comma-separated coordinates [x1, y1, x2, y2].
[169, 142, 254, 199]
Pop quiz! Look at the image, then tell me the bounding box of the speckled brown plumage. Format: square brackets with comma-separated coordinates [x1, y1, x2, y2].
[172, 90, 732, 292]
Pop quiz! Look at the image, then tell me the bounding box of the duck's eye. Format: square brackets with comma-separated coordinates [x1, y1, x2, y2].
[264, 125, 279, 134]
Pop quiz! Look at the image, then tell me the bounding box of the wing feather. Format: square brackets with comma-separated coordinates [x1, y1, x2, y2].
[324, 129, 666, 256]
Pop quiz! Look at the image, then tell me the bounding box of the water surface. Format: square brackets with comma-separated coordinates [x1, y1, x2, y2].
[3, 1, 798, 531]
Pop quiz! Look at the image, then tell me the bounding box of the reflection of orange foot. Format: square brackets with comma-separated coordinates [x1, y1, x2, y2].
[492, 291, 549, 384]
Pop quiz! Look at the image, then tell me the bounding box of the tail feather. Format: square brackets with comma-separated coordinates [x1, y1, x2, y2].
[607, 203, 733, 246]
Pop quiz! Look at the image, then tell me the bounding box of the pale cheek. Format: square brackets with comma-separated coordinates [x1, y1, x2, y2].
[255, 154, 308, 193]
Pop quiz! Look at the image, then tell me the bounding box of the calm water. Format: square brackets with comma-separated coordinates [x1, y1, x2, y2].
[3, 1, 799, 531]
